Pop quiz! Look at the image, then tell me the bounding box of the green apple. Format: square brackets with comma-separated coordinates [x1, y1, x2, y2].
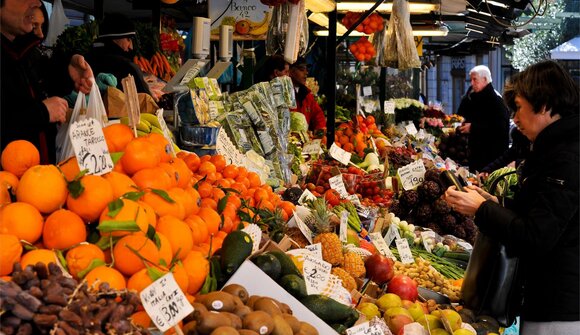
[376, 293, 402, 310]
[441, 309, 463, 331]
[432, 329, 451, 335]
[417, 314, 443, 331]
[358, 302, 381, 320]
[453, 329, 476, 335]
[407, 302, 427, 321]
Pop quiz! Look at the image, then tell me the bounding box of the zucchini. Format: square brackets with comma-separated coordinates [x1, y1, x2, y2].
[442, 251, 470, 262]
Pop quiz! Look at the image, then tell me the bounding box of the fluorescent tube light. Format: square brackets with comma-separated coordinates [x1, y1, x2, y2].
[305, 0, 336, 13]
[308, 13, 349, 34]
[314, 25, 448, 37]
[337, 2, 439, 14]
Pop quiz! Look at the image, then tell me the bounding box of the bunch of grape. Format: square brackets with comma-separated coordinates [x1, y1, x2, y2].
[341, 12, 385, 34]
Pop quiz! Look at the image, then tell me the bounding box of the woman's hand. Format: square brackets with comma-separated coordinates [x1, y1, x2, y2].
[444, 185, 490, 216]
[69, 55, 94, 94]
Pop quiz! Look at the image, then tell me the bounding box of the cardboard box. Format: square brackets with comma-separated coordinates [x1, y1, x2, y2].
[224, 260, 339, 334]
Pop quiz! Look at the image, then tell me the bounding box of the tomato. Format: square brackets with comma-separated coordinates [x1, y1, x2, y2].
[324, 189, 341, 206]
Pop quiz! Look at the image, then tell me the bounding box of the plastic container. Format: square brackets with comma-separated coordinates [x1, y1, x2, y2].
[179, 125, 220, 146]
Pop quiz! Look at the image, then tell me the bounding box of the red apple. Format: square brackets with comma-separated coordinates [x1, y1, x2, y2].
[364, 253, 394, 285]
[387, 275, 418, 301]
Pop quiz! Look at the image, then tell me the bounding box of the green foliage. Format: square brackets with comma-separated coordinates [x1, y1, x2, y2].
[54, 21, 98, 57]
[504, 0, 566, 70]
[134, 22, 160, 58]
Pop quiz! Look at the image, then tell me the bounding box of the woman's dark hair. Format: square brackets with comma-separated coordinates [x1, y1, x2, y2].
[504, 60, 579, 118]
[260, 54, 288, 81]
[38, 2, 49, 41]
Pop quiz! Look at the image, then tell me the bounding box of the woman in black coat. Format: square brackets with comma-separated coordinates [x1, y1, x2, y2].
[445, 60, 579, 334]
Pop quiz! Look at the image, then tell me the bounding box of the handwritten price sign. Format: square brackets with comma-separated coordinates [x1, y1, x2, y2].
[397, 160, 426, 190]
[69, 118, 113, 176]
[303, 254, 331, 295]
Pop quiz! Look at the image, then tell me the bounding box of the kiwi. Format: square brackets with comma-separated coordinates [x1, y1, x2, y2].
[281, 314, 300, 334]
[233, 305, 253, 319]
[195, 311, 233, 335]
[222, 312, 243, 329]
[253, 297, 282, 316]
[222, 284, 249, 304]
[243, 311, 274, 335]
[193, 302, 209, 314]
[298, 322, 319, 335]
[198, 291, 237, 313]
[271, 314, 293, 335]
[182, 320, 197, 334]
[232, 295, 245, 307]
[210, 326, 239, 335]
[246, 295, 262, 309]
[277, 302, 292, 315]
[238, 330, 259, 335]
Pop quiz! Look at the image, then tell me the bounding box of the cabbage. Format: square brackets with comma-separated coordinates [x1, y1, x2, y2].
[290, 112, 308, 132]
[483, 167, 518, 199]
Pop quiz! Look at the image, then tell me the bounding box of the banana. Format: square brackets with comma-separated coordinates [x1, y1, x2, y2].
[150, 126, 164, 135]
[119, 116, 130, 125]
[140, 113, 162, 129]
[136, 120, 151, 133]
[172, 142, 181, 153]
[136, 130, 149, 138]
[249, 11, 271, 29]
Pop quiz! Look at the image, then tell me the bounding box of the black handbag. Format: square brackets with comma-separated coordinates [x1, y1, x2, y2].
[460, 170, 524, 327]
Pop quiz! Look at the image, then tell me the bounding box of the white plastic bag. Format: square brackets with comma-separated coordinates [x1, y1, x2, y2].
[45, 0, 70, 47]
[86, 78, 109, 126]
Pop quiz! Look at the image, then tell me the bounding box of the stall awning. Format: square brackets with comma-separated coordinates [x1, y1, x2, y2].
[550, 36, 580, 60]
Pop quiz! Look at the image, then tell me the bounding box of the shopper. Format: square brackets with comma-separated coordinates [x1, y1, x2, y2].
[1, 0, 93, 163]
[457, 65, 510, 172]
[445, 60, 579, 335]
[85, 13, 152, 96]
[288, 57, 326, 132]
[257, 54, 289, 82]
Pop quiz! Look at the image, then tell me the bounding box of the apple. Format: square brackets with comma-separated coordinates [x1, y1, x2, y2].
[358, 302, 381, 320]
[364, 253, 394, 285]
[387, 274, 418, 301]
[407, 302, 428, 321]
[235, 20, 251, 35]
[417, 314, 443, 331]
[384, 307, 413, 334]
[441, 309, 463, 331]
[376, 293, 402, 310]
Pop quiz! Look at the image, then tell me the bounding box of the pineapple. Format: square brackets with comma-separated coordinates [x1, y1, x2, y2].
[308, 198, 344, 266]
[342, 251, 366, 278]
[332, 267, 357, 292]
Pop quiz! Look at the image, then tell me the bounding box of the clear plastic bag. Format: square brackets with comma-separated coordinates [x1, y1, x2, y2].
[383, 0, 421, 70]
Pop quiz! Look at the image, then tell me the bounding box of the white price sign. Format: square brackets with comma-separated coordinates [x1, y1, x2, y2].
[140, 273, 194, 332]
[396, 238, 415, 264]
[69, 118, 114, 176]
[298, 189, 317, 205]
[303, 254, 331, 295]
[305, 243, 323, 259]
[384, 224, 401, 246]
[339, 211, 349, 243]
[384, 101, 395, 114]
[155, 109, 176, 156]
[216, 129, 245, 166]
[457, 241, 473, 252]
[329, 175, 349, 199]
[421, 230, 436, 253]
[397, 160, 426, 190]
[347, 194, 361, 206]
[302, 139, 322, 155]
[405, 123, 418, 136]
[363, 86, 372, 97]
[346, 321, 385, 335]
[329, 143, 352, 166]
[369, 233, 396, 260]
[293, 211, 313, 244]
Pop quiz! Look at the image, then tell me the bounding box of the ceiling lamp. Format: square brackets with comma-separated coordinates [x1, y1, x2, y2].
[314, 30, 366, 36]
[305, 0, 336, 13]
[308, 13, 349, 34]
[314, 24, 448, 37]
[336, 2, 439, 14]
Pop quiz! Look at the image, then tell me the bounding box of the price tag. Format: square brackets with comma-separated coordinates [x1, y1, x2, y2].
[302, 254, 331, 295]
[298, 189, 317, 205]
[363, 86, 372, 97]
[397, 160, 426, 190]
[242, 224, 261, 254]
[347, 194, 361, 206]
[69, 118, 114, 176]
[302, 139, 322, 156]
[155, 110, 176, 156]
[358, 205, 372, 219]
[405, 123, 418, 136]
[384, 224, 401, 246]
[293, 211, 313, 244]
[305, 243, 323, 259]
[421, 230, 436, 253]
[384, 101, 395, 114]
[339, 211, 349, 243]
[346, 321, 385, 335]
[140, 273, 194, 332]
[216, 129, 246, 166]
[369, 233, 396, 260]
[329, 175, 349, 199]
[396, 238, 415, 264]
[326, 276, 353, 305]
[329, 143, 352, 166]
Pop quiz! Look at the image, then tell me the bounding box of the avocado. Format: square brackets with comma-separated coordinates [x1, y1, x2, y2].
[252, 253, 282, 280]
[220, 230, 253, 276]
[267, 251, 302, 277]
[299, 294, 359, 324]
[279, 274, 307, 299]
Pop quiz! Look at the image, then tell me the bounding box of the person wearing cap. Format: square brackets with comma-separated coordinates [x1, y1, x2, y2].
[1, 0, 93, 164]
[85, 13, 152, 96]
[289, 57, 326, 132]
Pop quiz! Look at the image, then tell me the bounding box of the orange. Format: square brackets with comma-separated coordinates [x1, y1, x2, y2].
[0, 171, 19, 193]
[181, 250, 209, 294]
[155, 215, 193, 260]
[1, 140, 40, 178]
[253, 188, 269, 204]
[85, 266, 126, 290]
[121, 137, 162, 175]
[102, 171, 138, 199]
[221, 165, 239, 179]
[42, 209, 86, 250]
[103, 123, 135, 152]
[141, 189, 185, 220]
[56, 156, 81, 182]
[228, 194, 242, 209]
[210, 154, 226, 172]
[158, 162, 179, 188]
[184, 187, 201, 215]
[67, 175, 114, 223]
[137, 200, 157, 228]
[199, 155, 211, 163]
[146, 133, 172, 163]
[171, 158, 193, 189]
[211, 188, 226, 203]
[184, 215, 209, 245]
[127, 268, 154, 294]
[197, 207, 221, 236]
[184, 153, 201, 173]
[16, 165, 68, 214]
[20, 249, 57, 270]
[0, 182, 11, 206]
[131, 311, 152, 329]
[197, 161, 216, 177]
[155, 232, 173, 265]
[0, 202, 43, 243]
[169, 187, 196, 218]
[200, 197, 217, 210]
[132, 166, 172, 190]
[277, 201, 296, 218]
[65, 243, 106, 279]
[197, 181, 213, 198]
[99, 199, 150, 237]
[237, 166, 248, 178]
[172, 262, 189, 294]
[0, 234, 22, 276]
[113, 234, 160, 276]
[247, 172, 261, 188]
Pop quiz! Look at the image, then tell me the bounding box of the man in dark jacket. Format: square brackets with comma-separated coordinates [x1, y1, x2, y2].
[0, 0, 93, 163]
[85, 13, 152, 96]
[457, 65, 510, 172]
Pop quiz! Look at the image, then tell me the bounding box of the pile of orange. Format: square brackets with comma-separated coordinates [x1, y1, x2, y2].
[333, 115, 384, 157]
[0, 126, 295, 302]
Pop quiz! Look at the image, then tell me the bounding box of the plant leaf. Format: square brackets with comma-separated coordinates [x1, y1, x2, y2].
[217, 193, 230, 214]
[151, 189, 175, 203]
[97, 220, 141, 232]
[77, 259, 106, 279]
[122, 191, 145, 201]
[107, 198, 124, 217]
[146, 266, 164, 281]
[67, 179, 85, 199]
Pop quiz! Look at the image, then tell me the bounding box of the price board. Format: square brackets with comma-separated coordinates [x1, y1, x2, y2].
[293, 211, 313, 244]
[329, 143, 352, 166]
[302, 139, 322, 156]
[395, 238, 415, 264]
[397, 160, 426, 190]
[305, 243, 323, 260]
[384, 101, 395, 114]
[302, 254, 331, 295]
[384, 223, 401, 246]
[329, 175, 349, 199]
[216, 128, 246, 166]
[69, 118, 114, 176]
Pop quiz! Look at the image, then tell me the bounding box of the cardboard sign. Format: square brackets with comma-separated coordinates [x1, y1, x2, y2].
[346, 321, 385, 335]
[155, 109, 176, 156]
[216, 128, 246, 166]
[347, 194, 362, 206]
[329, 143, 352, 166]
[303, 254, 331, 295]
[293, 211, 313, 244]
[405, 123, 418, 136]
[329, 175, 349, 199]
[384, 223, 401, 246]
[396, 238, 415, 264]
[397, 160, 426, 190]
[69, 118, 114, 176]
[298, 189, 317, 205]
[339, 211, 349, 243]
[384, 101, 395, 114]
[363, 86, 372, 97]
[140, 273, 194, 332]
[305, 243, 323, 260]
[302, 139, 322, 156]
[369, 232, 396, 260]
